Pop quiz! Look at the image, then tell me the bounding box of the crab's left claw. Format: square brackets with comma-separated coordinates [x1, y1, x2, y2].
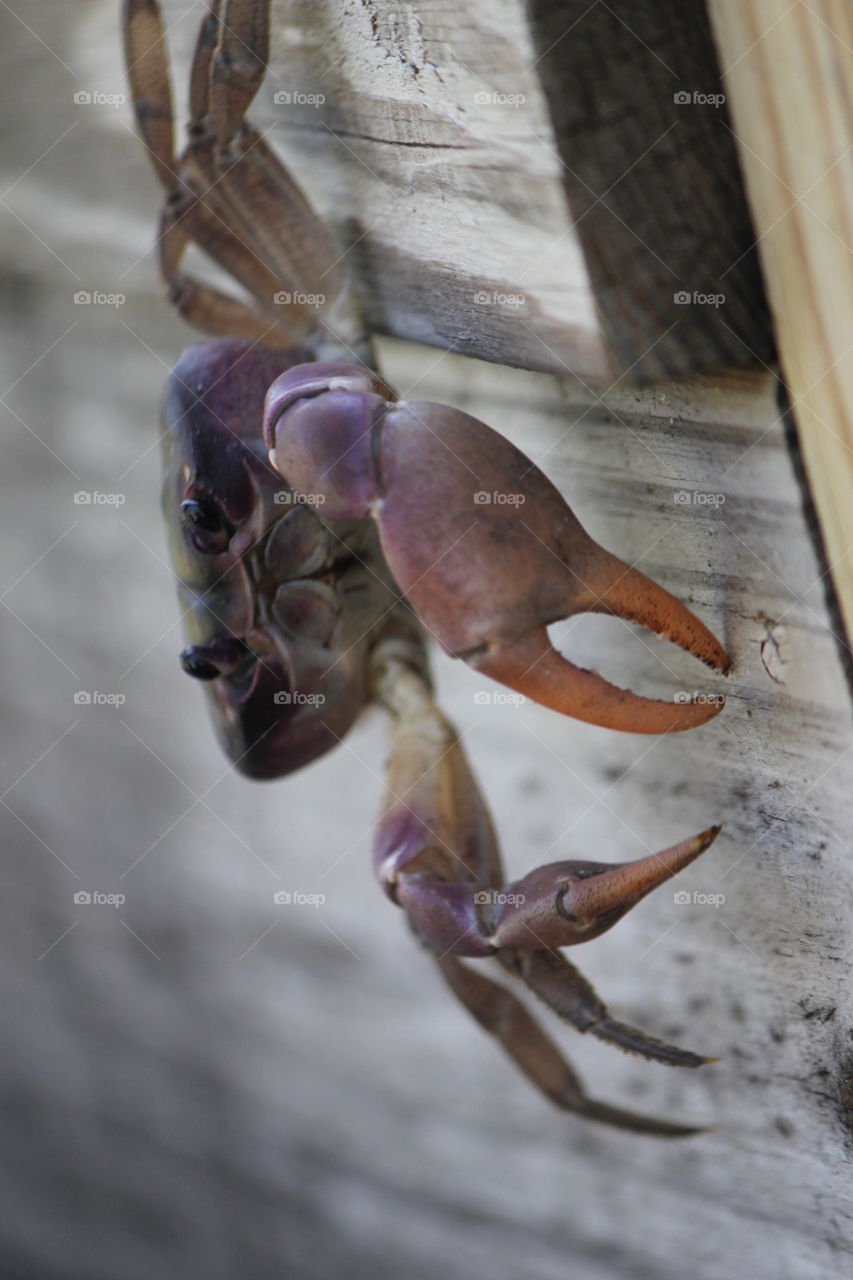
[264, 366, 729, 733]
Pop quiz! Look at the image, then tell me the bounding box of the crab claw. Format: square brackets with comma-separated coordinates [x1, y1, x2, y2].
[487, 825, 721, 951]
[263, 366, 729, 734]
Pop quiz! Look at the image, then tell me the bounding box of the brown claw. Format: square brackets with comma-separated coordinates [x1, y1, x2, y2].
[459, 504, 729, 734]
[558, 825, 722, 934]
[488, 826, 721, 950]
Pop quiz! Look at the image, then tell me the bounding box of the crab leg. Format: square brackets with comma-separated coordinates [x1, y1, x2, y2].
[438, 957, 706, 1137]
[122, 0, 349, 346]
[497, 948, 713, 1068]
[370, 636, 716, 1131]
[370, 636, 501, 957]
[206, 0, 268, 145]
[123, 0, 286, 340]
[265, 365, 730, 734]
[122, 0, 176, 188]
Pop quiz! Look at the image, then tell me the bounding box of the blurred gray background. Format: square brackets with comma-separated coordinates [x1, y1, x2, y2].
[2, 3, 853, 1279]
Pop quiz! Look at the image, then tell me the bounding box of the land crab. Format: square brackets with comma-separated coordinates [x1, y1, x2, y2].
[123, 0, 729, 1134]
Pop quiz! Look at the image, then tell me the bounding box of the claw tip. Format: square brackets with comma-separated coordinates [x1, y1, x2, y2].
[700, 824, 722, 850]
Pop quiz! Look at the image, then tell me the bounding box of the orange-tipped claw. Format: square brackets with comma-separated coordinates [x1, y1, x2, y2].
[561, 825, 721, 929]
[580, 544, 729, 674]
[369, 400, 729, 733]
[262, 375, 730, 733]
[472, 625, 725, 734]
[487, 826, 721, 950]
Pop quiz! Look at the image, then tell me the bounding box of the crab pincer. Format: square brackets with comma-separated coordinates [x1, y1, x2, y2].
[263, 363, 729, 734]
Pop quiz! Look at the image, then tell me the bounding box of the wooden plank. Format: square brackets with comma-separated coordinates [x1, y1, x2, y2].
[707, 0, 853, 647]
[265, 0, 774, 381]
[527, 0, 775, 380]
[264, 0, 610, 378]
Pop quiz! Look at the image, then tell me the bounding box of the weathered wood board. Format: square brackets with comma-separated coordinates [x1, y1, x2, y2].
[265, 0, 609, 376]
[0, 3, 852, 1279]
[526, 0, 774, 379]
[262, 0, 773, 381]
[708, 0, 853, 688]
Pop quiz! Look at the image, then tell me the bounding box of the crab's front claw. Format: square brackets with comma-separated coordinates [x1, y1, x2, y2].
[264, 365, 729, 733]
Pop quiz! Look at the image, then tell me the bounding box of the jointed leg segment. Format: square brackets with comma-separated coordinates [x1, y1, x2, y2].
[438, 957, 707, 1136]
[123, 0, 352, 347]
[370, 634, 718, 1135]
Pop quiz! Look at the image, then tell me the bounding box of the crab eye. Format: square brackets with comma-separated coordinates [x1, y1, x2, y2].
[180, 496, 230, 554]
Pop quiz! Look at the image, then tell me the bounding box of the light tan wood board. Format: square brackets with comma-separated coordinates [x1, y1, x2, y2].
[708, 0, 853, 649]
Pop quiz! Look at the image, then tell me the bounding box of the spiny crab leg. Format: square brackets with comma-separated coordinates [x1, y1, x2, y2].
[438, 957, 707, 1137]
[369, 636, 717, 1134]
[498, 948, 714, 1068]
[122, 0, 350, 347]
[264, 364, 730, 734]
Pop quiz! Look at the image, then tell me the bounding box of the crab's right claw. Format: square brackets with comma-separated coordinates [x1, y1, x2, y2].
[263, 367, 729, 734]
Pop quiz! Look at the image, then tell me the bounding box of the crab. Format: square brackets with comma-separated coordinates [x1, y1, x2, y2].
[123, 0, 730, 1135]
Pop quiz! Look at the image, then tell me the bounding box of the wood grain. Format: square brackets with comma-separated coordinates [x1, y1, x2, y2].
[263, 0, 610, 378]
[527, 0, 775, 380]
[264, 0, 774, 382]
[707, 0, 853, 648]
